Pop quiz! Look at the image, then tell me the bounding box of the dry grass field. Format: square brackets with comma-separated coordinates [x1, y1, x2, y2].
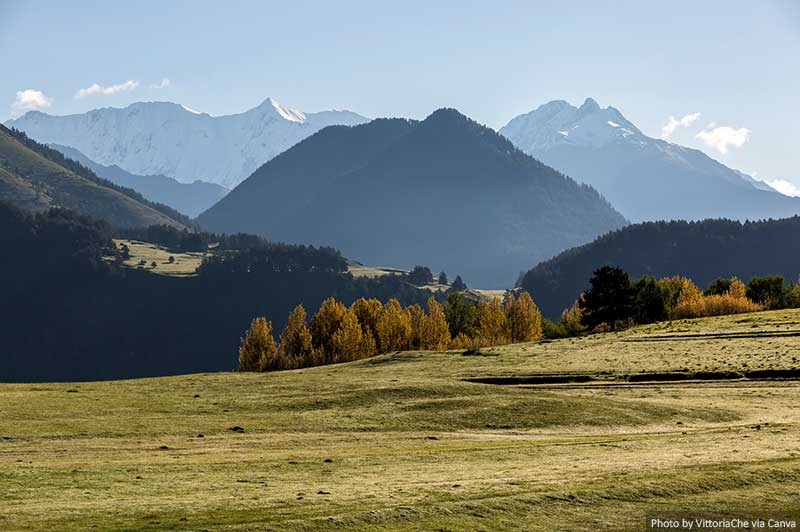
[115, 239, 207, 277]
[2, 309, 800, 531]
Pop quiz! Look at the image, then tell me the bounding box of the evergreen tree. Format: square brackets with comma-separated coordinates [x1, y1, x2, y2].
[451, 275, 467, 291]
[445, 292, 479, 338]
[579, 266, 633, 331]
[238, 317, 277, 371]
[438, 271, 448, 285]
[631, 276, 669, 324]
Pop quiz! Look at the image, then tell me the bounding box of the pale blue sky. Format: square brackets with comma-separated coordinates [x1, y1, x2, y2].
[1, 0, 798, 190]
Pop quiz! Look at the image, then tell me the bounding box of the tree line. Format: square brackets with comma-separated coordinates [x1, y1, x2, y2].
[542, 265, 800, 337]
[238, 292, 543, 371]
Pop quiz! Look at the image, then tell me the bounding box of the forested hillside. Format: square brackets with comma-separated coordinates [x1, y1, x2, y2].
[198, 109, 627, 288]
[521, 217, 800, 318]
[0, 125, 189, 228]
[0, 202, 430, 381]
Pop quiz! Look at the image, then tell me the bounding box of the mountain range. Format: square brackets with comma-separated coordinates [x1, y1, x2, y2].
[0, 124, 188, 229]
[49, 144, 227, 217]
[5, 99, 369, 188]
[500, 98, 800, 222]
[197, 108, 627, 288]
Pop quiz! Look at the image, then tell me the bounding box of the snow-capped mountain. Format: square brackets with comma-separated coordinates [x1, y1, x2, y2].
[5, 99, 369, 188]
[500, 98, 799, 222]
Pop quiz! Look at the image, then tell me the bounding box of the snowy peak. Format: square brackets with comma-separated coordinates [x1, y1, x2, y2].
[5, 99, 369, 189]
[500, 97, 644, 152]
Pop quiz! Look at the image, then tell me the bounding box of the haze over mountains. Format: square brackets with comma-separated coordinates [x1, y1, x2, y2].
[0, 124, 188, 229]
[500, 98, 800, 222]
[5, 99, 368, 188]
[49, 144, 227, 217]
[198, 108, 627, 288]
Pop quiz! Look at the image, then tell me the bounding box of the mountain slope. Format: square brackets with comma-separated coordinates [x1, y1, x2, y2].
[6, 99, 369, 188]
[500, 98, 800, 222]
[50, 144, 227, 217]
[521, 216, 800, 318]
[198, 109, 627, 288]
[0, 125, 187, 228]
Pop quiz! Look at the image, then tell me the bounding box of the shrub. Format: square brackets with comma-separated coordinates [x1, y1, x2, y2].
[673, 277, 761, 319]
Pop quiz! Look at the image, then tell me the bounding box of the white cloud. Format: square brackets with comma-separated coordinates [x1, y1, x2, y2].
[10, 89, 53, 117]
[766, 179, 800, 197]
[695, 126, 751, 154]
[149, 78, 171, 89]
[75, 80, 139, 98]
[660, 112, 702, 138]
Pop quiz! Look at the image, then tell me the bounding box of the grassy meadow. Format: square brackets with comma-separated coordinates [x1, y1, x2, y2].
[2, 309, 800, 531]
[115, 239, 207, 277]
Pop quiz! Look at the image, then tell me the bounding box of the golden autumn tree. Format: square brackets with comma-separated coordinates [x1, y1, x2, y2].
[561, 297, 587, 335]
[309, 297, 347, 363]
[419, 296, 450, 350]
[331, 308, 374, 363]
[277, 304, 315, 369]
[477, 298, 509, 345]
[506, 291, 542, 342]
[376, 298, 412, 352]
[351, 298, 383, 355]
[238, 317, 277, 371]
[405, 303, 426, 350]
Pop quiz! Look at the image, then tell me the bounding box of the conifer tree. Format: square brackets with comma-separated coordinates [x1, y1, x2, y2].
[238, 317, 277, 371]
[277, 304, 314, 369]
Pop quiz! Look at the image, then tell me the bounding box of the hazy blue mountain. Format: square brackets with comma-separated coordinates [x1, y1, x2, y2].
[500, 98, 800, 222]
[521, 216, 800, 318]
[198, 109, 627, 288]
[49, 144, 227, 218]
[6, 99, 369, 188]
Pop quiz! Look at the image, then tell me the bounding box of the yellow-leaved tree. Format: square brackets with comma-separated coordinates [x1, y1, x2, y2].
[405, 304, 426, 350]
[419, 296, 450, 350]
[376, 298, 412, 352]
[277, 304, 316, 369]
[309, 297, 347, 364]
[478, 297, 509, 345]
[351, 298, 382, 355]
[238, 317, 277, 371]
[332, 308, 374, 362]
[506, 292, 542, 342]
